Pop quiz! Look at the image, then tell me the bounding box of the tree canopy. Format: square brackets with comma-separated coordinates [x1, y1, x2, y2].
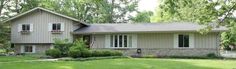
[151, 0, 236, 48]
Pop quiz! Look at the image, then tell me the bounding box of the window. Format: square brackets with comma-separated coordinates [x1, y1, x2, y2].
[110, 35, 132, 48]
[22, 24, 30, 31]
[178, 34, 189, 47]
[52, 23, 61, 31]
[24, 45, 33, 53]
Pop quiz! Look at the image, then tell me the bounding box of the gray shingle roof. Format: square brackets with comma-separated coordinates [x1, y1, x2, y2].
[73, 22, 227, 34]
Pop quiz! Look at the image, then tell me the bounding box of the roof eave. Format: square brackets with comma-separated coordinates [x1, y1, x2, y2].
[73, 30, 228, 34]
[3, 7, 88, 26]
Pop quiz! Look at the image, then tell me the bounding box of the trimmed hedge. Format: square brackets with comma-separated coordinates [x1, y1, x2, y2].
[60, 56, 128, 61]
[91, 50, 122, 57]
[45, 49, 61, 58]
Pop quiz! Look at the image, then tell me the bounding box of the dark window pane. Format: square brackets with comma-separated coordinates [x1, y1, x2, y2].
[52, 24, 57, 30]
[184, 35, 189, 47]
[26, 25, 30, 30]
[119, 35, 122, 47]
[114, 35, 117, 47]
[24, 46, 32, 52]
[124, 35, 127, 47]
[56, 24, 61, 30]
[178, 35, 183, 47]
[22, 25, 26, 30]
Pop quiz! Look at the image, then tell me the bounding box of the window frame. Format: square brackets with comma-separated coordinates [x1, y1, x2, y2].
[24, 45, 33, 53]
[110, 34, 132, 48]
[178, 34, 190, 48]
[52, 23, 61, 31]
[21, 24, 30, 31]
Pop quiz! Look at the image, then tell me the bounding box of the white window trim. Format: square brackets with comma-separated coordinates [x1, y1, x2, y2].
[20, 45, 36, 53]
[105, 34, 137, 48]
[174, 34, 194, 48]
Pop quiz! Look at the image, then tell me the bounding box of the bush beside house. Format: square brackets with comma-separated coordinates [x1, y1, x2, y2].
[46, 38, 123, 58]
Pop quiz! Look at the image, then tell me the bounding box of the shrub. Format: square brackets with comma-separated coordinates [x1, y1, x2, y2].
[81, 50, 92, 58]
[45, 49, 61, 58]
[68, 38, 89, 58]
[112, 51, 123, 56]
[53, 39, 72, 57]
[102, 50, 113, 56]
[91, 50, 123, 57]
[68, 47, 81, 58]
[207, 53, 217, 58]
[91, 50, 103, 57]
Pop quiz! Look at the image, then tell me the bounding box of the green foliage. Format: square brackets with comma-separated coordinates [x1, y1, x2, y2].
[131, 11, 153, 23]
[68, 47, 81, 58]
[53, 39, 72, 56]
[68, 38, 88, 58]
[45, 49, 61, 58]
[0, 22, 10, 53]
[91, 50, 123, 57]
[151, 0, 236, 48]
[12, 0, 139, 23]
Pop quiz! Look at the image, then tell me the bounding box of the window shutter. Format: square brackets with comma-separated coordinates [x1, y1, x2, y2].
[48, 23, 52, 31]
[32, 45, 36, 53]
[132, 34, 137, 48]
[61, 23, 65, 31]
[189, 34, 194, 48]
[20, 45, 24, 53]
[30, 24, 33, 32]
[174, 34, 178, 48]
[18, 24, 22, 32]
[105, 35, 111, 48]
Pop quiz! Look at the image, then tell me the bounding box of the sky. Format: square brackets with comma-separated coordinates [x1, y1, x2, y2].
[138, 0, 160, 12]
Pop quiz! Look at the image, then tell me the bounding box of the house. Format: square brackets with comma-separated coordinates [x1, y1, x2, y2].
[5, 7, 227, 56]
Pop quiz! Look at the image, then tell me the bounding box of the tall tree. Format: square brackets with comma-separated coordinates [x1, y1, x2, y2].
[151, 0, 236, 49]
[131, 11, 153, 23]
[11, 0, 139, 23]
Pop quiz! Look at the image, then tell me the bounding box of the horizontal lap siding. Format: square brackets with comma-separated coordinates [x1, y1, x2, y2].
[11, 10, 76, 43]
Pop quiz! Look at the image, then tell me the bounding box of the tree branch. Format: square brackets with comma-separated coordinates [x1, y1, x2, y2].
[219, 3, 236, 23]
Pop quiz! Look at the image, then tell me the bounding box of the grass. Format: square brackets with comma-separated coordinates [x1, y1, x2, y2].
[0, 56, 236, 69]
[0, 56, 37, 62]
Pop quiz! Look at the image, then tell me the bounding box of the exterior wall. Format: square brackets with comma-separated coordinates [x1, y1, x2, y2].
[11, 10, 80, 43]
[14, 44, 52, 54]
[91, 34, 106, 48]
[91, 32, 220, 56]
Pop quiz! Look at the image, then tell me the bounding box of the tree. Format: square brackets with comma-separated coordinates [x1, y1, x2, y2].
[151, 0, 236, 49]
[11, 0, 139, 23]
[131, 11, 153, 23]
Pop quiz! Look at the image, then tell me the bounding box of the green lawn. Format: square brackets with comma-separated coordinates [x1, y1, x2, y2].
[0, 56, 235, 69]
